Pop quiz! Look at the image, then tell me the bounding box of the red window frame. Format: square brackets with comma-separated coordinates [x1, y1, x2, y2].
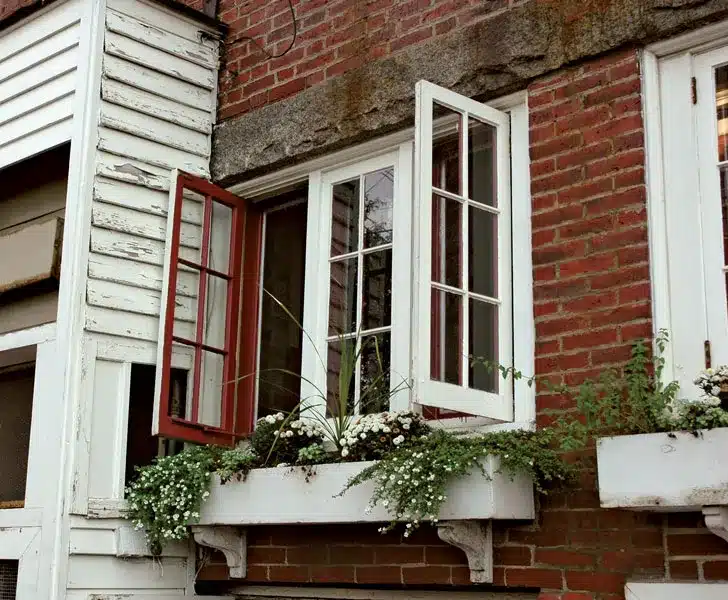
[157, 172, 261, 446]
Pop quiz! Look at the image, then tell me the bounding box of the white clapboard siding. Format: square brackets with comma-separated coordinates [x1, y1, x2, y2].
[0, 0, 81, 168]
[67, 555, 187, 589]
[84, 0, 219, 359]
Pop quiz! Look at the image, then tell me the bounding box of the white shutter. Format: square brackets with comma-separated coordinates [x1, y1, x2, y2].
[413, 80, 513, 420]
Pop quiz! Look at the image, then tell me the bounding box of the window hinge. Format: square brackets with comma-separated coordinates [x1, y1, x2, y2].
[705, 339, 712, 369]
[692, 77, 698, 104]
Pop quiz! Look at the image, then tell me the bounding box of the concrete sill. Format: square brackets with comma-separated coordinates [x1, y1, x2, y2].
[597, 427, 728, 510]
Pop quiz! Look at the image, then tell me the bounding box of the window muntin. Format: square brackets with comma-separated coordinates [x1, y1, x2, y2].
[327, 166, 395, 416]
[415, 81, 513, 421]
[155, 171, 248, 446]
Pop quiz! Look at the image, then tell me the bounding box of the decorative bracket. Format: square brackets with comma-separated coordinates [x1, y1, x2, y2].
[703, 506, 728, 543]
[437, 520, 493, 583]
[191, 525, 247, 578]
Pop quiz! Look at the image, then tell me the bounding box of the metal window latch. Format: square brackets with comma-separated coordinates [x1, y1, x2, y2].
[705, 339, 712, 369]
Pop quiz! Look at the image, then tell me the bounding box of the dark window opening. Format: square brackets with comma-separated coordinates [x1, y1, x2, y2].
[256, 189, 308, 419]
[125, 364, 183, 487]
[0, 560, 18, 600]
[0, 351, 34, 507]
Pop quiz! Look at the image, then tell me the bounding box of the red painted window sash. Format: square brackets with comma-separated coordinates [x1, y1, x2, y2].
[157, 172, 248, 447]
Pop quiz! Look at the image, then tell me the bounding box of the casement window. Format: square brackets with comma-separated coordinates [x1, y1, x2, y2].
[648, 41, 728, 394]
[154, 81, 533, 446]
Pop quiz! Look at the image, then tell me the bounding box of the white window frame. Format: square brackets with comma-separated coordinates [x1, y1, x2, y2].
[229, 88, 534, 430]
[645, 23, 728, 396]
[413, 81, 513, 420]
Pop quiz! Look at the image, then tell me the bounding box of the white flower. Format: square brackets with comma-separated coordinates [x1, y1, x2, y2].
[341, 448, 349, 457]
[265, 414, 276, 424]
[393, 435, 405, 445]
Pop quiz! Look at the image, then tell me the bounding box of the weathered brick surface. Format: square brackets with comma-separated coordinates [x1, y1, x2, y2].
[215, 0, 523, 120]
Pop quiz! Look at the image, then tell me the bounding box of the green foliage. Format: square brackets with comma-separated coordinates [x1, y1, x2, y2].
[342, 428, 575, 535]
[125, 444, 220, 555]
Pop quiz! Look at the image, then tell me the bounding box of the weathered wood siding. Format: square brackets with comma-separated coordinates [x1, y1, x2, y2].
[66, 2, 218, 596]
[0, 0, 81, 169]
[86, 0, 217, 359]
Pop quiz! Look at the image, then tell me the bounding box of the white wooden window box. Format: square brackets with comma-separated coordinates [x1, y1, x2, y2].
[597, 428, 728, 543]
[194, 458, 534, 584]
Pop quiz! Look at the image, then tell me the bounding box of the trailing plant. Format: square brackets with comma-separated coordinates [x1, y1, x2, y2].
[341, 428, 576, 535]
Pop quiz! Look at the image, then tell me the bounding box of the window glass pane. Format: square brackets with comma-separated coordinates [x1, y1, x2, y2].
[0, 361, 33, 502]
[360, 333, 391, 414]
[173, 270, 198, 342]
[430, 288, 461, 385]
[432, 195, 461, 288]
[329, 258, 358, 335]
[327, 340, 356, 416]
[198, 350, 224, 428]
[362, 249, 392, 331]
[258, 199, 307, 418]
[331, 179, 359, 256]
[469, 206, 497, 298]
[432, 109, 462, 195]
[167, 362, 190, 421]
[469, 299, 498, 393]
[202, 273, 228, 351]
[208, 201, 232, 274]
[468, 118, 497, 207]
[363, 167, 394, 248]
[717, 65, 728, 162]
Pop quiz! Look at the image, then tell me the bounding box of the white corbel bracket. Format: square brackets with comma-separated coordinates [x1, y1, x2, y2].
[191, 525, 247, 578]
[437, 520, 493, 583]
[703, 506, 728, 543]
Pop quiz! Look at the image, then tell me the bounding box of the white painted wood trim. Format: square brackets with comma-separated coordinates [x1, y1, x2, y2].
[642, 50, 677, 383]
[47, 0, 107, 597]
[626, 582, 728, 600]
[648, 18, 728, 58]
[413, 79, 513, 420]
[0, 323, 57, 352]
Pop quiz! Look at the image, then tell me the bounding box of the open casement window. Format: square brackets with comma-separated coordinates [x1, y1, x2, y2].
[414, 80, 513, 420]
[154, 171, 260, 446]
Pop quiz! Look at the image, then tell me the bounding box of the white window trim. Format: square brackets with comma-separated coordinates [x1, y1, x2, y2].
[645, 22, 728, 394]
[230, 90, 534, 430]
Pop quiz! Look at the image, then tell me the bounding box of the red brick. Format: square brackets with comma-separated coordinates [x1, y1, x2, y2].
[310, 566, 356, 583]
[563, 328, 618, 351]
[268, 565, 310, 582]
[506, 567, 563, 589]
[667, 533, 728, 556]
[248, 546, 286, 564]
[565, 571, 625, 593]
[424, 545, 467, 565]
[556, 105, 611, 135]
[586, 149, 644, 178]
[401, 565, 451, 584]
[532, 167, 584, 194]
[535, 549, 596, 567]
[531, 133, 582, 161]
[356, 565, 402, 584]
[670, 559, 699, 579]
[329, 545, 375, 564]
[286, 545, 329, 565]
[584, 77, 641, 107]
[495, 545, 533, 566]
[558, 178, 614, 205]
[557, 141, 612, 170]
[559, 254, 615, 279]
[590, 303, 650, 327]
[374, 545, 423, 564]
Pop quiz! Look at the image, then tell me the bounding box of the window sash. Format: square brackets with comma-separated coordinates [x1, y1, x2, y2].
[414, 80, 514, 421]
[154, 170, 249, 446]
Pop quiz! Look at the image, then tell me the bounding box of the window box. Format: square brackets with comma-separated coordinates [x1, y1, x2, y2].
[197, 457, 534, 526]
[597, 428, 728, 510]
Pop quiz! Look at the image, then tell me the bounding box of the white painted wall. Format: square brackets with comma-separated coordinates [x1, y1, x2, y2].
[0, 0, 81, 169]
[626, 582, 728, 600]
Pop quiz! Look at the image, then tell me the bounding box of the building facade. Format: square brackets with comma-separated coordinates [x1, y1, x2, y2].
[2, 0, 728, 599]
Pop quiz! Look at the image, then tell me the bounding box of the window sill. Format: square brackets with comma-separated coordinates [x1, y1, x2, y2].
[197, 457, 534, 526]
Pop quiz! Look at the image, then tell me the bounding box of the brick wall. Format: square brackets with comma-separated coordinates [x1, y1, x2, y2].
[0, 0, 37, 20]
[216, 0, 527, 121]
[196, 46, 728, 600]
